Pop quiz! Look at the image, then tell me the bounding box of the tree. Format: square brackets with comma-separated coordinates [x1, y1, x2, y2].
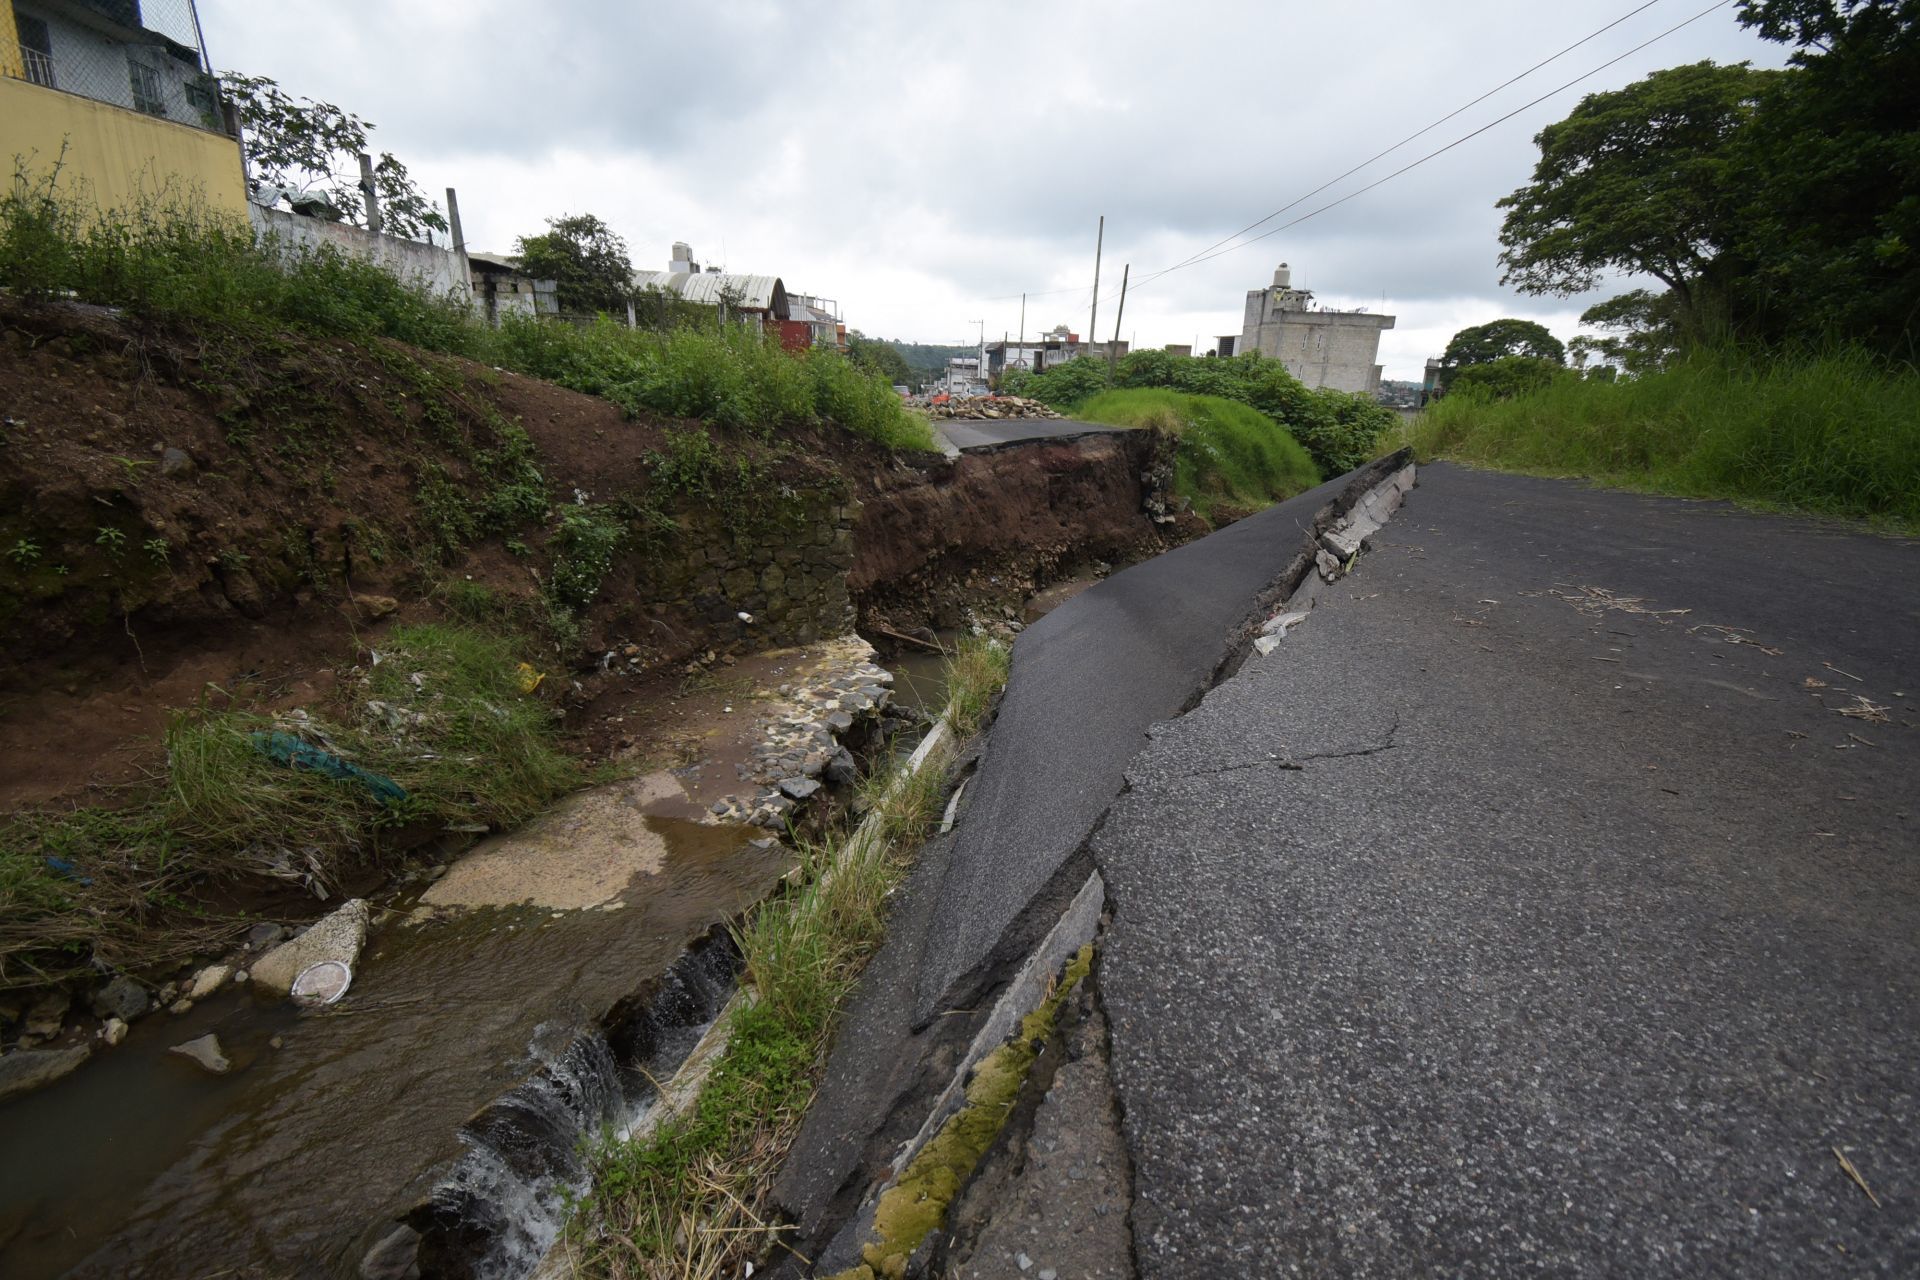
[515, 214, 634, 316]
[221, 74, 447, 242]
[1570, 290, 1685, 375]
[847, 333, 913, 386]
[1496, 62, 1781, 344]
[1729, 0, 1920, 352]
[1441, 319, 1566, 379]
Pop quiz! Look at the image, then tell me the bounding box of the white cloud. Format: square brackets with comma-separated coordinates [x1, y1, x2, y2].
[200, 0, 1788, 379]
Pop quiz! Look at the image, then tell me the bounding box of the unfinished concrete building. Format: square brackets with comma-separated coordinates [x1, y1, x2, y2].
[1239, 264, 1393, 394]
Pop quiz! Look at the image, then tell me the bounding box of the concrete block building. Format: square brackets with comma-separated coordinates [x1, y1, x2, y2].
[1240, 264, 1394, 394]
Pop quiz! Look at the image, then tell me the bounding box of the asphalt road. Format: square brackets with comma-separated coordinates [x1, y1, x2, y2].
[912, 463, 1391, 1025]
[933, 417, 1124, 451]
[1092, 464, 1920, 1275]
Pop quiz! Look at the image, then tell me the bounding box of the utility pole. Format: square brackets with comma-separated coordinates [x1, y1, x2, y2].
[972, 318, 985, 394]
[1018, 293, 1026, 373]
[357, 152, 382, 235]
[1108, 263, 1130, 384]
[1088, 215, 1104, 359]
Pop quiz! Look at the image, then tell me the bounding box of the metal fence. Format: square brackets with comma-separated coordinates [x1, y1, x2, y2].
[5, 0, 231, 136]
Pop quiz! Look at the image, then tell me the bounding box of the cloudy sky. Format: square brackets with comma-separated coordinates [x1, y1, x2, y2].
[199, 1, 1788, 379]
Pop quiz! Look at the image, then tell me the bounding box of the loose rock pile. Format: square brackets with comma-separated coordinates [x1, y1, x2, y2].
[927, 396, 1064, 421]
[707, 637, 897, 827]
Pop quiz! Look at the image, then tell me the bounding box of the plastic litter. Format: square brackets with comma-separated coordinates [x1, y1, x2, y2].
[250, 731, 407, 805]
[43, 855, 93, 885]
[290, 960, 353, 1007]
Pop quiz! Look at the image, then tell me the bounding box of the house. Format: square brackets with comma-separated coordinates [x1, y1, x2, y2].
[779, 291, 847, 353]
[2, 0, 248, 218]
[1238, 263, 1394, 394]
[984, 324, 1084, 380]
[467, 251, 558, 326]
[631, 242, 790, 333]
[941, 356, 986, 396]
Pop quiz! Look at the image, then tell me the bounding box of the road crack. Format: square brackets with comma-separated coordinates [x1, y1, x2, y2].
[1152, 718, 1401, 783]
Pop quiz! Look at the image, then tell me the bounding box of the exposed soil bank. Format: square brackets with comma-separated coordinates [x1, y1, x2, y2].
[851, 430, 1195, 639]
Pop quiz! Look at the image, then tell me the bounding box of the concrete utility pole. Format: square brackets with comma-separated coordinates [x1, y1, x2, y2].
[1018, 293, 1026, 372]
[1108, 263, 1130, 384]
[972, 319, 985, 392]
[1088, 215, 1104, 356]
[357, 152, 382, 235]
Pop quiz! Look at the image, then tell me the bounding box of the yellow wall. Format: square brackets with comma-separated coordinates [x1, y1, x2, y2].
[0, 76, 249, 221]
[0, 9, 22, 80]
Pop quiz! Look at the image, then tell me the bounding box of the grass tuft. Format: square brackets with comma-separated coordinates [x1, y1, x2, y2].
[1407, 347, 1920, 529]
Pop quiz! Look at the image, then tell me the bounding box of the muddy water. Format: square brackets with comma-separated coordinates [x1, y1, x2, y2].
[0, 817, 784, 1280]
[881, 574, 1099, 724]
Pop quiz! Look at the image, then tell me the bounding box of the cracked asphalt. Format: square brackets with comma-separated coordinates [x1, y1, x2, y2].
[1093, 464, 1920, 1276]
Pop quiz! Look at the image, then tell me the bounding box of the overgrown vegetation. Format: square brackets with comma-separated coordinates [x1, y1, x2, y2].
[0, 623, 577, 989]
[0, 171, 934, 453]
[486, 314, 933, 450]
[1005, 347, 1392, 477]
[560, 639, 1012, 1279]
[1408, 348, 1920, 529]
[1075, 388, 1321, 520]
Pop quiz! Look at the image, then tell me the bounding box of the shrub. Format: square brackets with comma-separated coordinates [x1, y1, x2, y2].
[1445, 355, 1574, 400]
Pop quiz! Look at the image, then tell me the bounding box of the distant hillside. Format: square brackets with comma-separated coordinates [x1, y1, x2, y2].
[885, 340, 975, 386]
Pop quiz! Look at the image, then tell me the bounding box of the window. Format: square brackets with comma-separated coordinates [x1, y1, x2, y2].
[16, 11, 55, 88]
[128, 58, 164, 115]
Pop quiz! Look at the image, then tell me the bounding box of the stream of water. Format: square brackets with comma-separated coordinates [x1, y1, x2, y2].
[0, 817, 783, 1280]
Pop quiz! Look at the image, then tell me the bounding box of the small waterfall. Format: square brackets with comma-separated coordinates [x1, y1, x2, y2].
[401, 928, 743, 1279]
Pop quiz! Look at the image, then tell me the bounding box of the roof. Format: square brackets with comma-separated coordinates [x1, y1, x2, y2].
[631, 271, 788, 317]
[466, 251, 523, 273]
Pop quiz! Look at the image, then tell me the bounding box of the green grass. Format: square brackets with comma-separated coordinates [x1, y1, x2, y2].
[1407, 348, 1920, 529]
[0, 623, 577, 989]
[1075, 388, 1322, 521]
[561, 641, 1010, 1280]
[0, 168, 934, 452]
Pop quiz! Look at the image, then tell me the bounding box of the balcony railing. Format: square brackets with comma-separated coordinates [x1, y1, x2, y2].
[22, 46, 55, 88]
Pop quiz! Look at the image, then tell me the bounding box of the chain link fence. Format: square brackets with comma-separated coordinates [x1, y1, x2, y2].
[6, 0, 231, 136]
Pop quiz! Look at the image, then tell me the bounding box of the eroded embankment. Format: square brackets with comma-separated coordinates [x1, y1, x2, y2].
[851, 429, 1191, 639]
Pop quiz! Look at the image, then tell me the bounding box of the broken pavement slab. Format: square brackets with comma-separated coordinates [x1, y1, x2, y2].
[249, 899, 371, 995]
[168, 1033, 231, 1075]
[911, 453, 1415, 1028]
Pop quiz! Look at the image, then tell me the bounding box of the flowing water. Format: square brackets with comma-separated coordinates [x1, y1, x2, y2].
[0, 816, 785, 1280]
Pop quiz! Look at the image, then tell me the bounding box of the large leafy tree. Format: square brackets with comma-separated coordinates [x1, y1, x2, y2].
[1496, 61, 1780, 344]
[1441, 318, 1566, 382]
[221, 74, 447, 242]
[1730, 0, 1920, 352]
[515, 214, 634, 316]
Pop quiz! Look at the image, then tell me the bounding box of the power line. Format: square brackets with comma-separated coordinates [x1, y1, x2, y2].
[1136, 0, 1733, 286]
[982, 0, 1726, 313]
[1144, 0, 1735, 287]
[1152, 0, 1667, 278]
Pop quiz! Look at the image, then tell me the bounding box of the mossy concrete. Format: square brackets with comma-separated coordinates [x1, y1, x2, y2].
[826, 943, 1094, 1280]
